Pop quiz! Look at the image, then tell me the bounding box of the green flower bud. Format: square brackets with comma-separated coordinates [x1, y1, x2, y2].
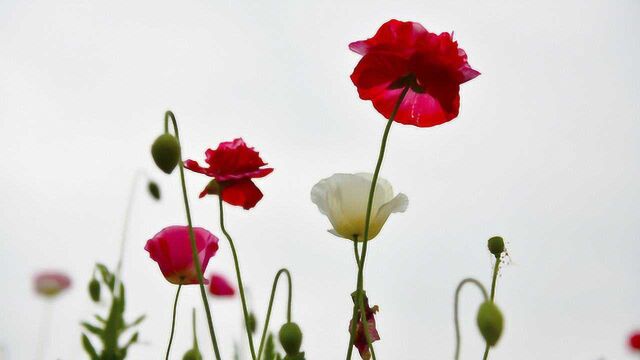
[283, 353, 305, 360]
[147, 181, 161, 200]
[182, 349, 202, 360]
[487, 236, 505, 257]
[88, 278, 100, 302]
[151, 133, 180, 174]
[476, 301, 504, 346]
[247, 312, 257, 334]
[278, 322, 302, 355]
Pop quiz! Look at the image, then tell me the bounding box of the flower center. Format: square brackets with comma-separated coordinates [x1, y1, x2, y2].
[388, 73, 425, 93]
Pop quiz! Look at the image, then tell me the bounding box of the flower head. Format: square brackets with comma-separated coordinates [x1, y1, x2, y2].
[350, 19, 480, 127]
[208, 274, 235, 297]
[349, 293, 380, 360]
[311, 173, 408, 241]
[145, 226, 219, 285]
[34, 271, 71, 298]
[185, 138, 273, 210]
[630, 331, 640, 351]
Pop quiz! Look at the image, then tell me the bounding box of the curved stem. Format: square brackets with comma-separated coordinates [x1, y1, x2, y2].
[482, 258, 501, 360]
[165, 285, 182, 360]
[346, 85, 411, 360]
[164, 111, 222, 360]
[192, 308, 200, 351]
[256, 268, 293, 359]
[218, 196, 257, 360]
[453, 278, 489, 360]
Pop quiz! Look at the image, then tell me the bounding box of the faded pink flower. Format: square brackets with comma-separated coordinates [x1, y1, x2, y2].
[34, 271, 71, 298]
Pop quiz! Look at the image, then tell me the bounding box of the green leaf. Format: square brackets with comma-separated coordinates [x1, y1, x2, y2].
[125, 314, 145, 329]
[81, 322, 104, 337]
[96, 263, 115, 292]
[81, 333, 99, 360]
[265, 333, 277, 360]
[94, 314, 107, 324]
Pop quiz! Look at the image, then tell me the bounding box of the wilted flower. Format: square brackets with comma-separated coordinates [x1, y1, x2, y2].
[311, 173, 408, 241]
[34, 271, 71, 298]
[184, 138, 273, 210]
[145, 226, 219, 285]
[629, 331, 640, 351]
[208, 274, 235, 297]
[349, 294, 380, 360]
[350, 19, 480, 127]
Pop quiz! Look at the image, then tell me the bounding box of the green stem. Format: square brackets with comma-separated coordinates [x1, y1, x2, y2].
[453, 278, 489, 360]
[346, 239, 360, 359]
[256, 268, 293, 359]
[165, 111, 222, 360]
[346, 85, 411, 360]
[165, 284, 182, 360]
[218, 196, 257, 360]
[192, 308, 200, 351]
[482, 258, 501, 360]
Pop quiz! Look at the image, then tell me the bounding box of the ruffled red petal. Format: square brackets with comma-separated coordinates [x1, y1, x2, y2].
[220, 179, 264, 210]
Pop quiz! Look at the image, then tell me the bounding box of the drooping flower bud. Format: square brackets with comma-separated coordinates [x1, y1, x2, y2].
[487, 236, 505, 257]
[88, 278, 101, 302]
[182, 349, 202, 360]
[151, 133, 180, 174]
[279, 322, 303, 355]
[476, 301, 504, 346]
[247, 312, 257, 334]
[147, 181, 161, 200]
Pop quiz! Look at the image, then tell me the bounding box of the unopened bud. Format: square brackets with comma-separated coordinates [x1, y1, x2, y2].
[151, 134, 180, 174]
[279, 322, 303, 355]
[88, 278, 100, 302]
[147, 181, 161, 200]
[487, 236, 505, 257]
[247, 312, 257, 334]
[476, 301, 504, 346]
[182, 349, 202, 360]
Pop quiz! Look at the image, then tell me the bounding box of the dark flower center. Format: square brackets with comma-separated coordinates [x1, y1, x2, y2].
[388, 73, 425, 93]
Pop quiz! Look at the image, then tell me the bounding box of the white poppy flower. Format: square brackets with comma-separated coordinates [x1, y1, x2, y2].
[311, 173, 408, 241]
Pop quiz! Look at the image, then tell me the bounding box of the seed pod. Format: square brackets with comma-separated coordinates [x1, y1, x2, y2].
[151, 133, 180, 174]
[278, 322, 303, 355]
[88, 278, 100, 302]
[476, 301, 504, 346]
[487, 236, 505, 257]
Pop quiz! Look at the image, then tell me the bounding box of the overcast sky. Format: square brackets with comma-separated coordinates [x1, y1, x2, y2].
[1, 0, 639, 359]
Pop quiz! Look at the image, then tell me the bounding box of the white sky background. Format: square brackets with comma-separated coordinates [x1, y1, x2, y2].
[1, 0, 639, 359]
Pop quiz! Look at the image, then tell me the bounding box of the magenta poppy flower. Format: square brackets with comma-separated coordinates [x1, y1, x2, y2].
[208, 274, 235, 297]
[630, 331, 640, 351]
[184, 138, 273, 210]
[350, 19, 480, 127]
[349, 294, 380, 359]
[145, 226, 219, 285]
[34, 271, 71, 298]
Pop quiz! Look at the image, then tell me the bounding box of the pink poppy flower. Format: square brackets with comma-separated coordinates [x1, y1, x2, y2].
[34, 271, 71, 298]
[350, 19, 480, 127]
[208, 274, 235, 297]
[145, 226, 219, 285]
[184, 138, 273, 210]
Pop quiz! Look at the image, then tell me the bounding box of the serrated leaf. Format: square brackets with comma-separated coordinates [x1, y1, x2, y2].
[81, 322, 104, 337]
[81, 333, 99, 360]
[125, 314, 145, 329]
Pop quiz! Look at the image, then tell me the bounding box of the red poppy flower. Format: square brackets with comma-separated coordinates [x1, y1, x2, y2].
[350, 19, 480, 127]
[349, 294, 380, 360]
[208, 274, 235, 297]
[630, 331, 640, 351]
[184, 138, 273, 210]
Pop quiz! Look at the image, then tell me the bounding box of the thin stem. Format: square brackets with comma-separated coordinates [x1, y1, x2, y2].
[218, 196, 257, 360]
[346, 85, 411, 360]
[165, 110, 222, 360]
[482, 258, 501, 360]
[257, 269, 293, 359]
[165, 285, 182, 360]
[113, 169, 146, 298]
[192, 308, 199, 350]
[35, 301, 53, 360]
[346, 239, 360, 359]
[453, 278, 489, 360]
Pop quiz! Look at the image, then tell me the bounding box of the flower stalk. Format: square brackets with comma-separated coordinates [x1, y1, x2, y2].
[165, 284, 182, 360]
[164, 111, 222, 360]
[257, 268, 293, 359]
[346, 85, 410, 359]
